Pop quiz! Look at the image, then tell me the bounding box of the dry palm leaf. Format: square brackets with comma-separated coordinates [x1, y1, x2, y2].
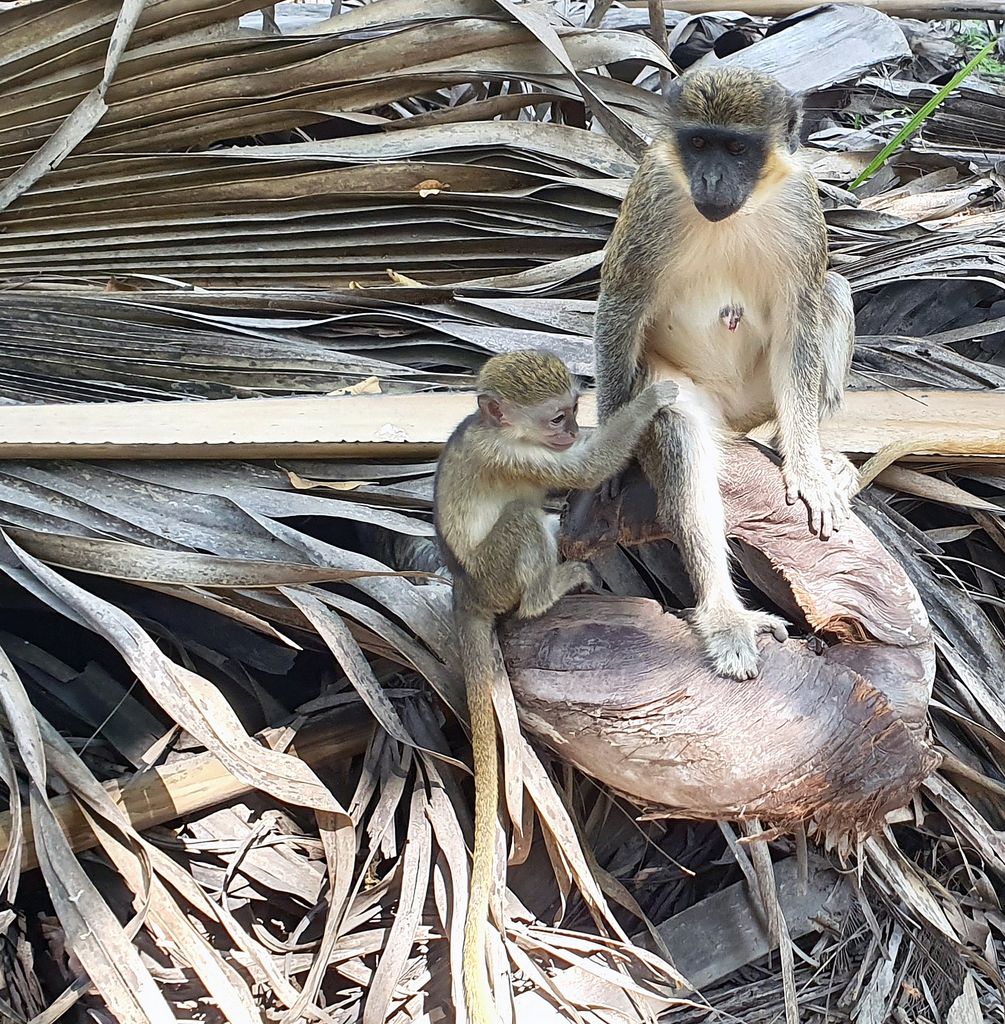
[1, 0, 1005, 1021]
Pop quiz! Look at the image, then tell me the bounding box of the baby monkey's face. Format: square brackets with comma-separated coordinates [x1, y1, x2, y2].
[480, 390, 580, 451]
[529, 391, 579, 451]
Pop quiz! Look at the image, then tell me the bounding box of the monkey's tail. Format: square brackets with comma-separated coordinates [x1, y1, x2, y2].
[457, 605, 502, 1024]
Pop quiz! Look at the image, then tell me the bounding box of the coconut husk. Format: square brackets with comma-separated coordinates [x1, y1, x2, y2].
[500, 442, 939, 837]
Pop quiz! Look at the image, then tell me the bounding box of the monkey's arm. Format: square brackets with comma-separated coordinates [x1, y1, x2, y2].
[770, 294, 849, 539]
[595, 292, 648, 421]
[504, 386, 673, 492]
[594, 161, 670, 420]
[569, 388, 676, 488]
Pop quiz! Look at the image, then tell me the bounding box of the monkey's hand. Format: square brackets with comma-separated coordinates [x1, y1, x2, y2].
[781, 455, 850, 541]
[690, 604, 789, 681]
[649, 380, 680, 408]
[599, 472, 624, 504]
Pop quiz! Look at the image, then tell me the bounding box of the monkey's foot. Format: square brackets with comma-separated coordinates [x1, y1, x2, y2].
[560, 560, 596, 593]
[516, 562, 593, 620]
[598, 470, 626, 506]
[691, 605, 789, 681]
[782, 456, 851, 540]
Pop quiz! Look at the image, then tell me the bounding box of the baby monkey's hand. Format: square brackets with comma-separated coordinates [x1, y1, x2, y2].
[597, 382, 677, 504]
[647, 379, 680, 409]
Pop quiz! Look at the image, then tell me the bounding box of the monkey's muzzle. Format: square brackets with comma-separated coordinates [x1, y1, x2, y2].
[694, 199, 742, 223]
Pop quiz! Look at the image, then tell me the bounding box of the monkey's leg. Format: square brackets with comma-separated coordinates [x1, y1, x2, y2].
[513, 512, 592, 619]
[464, 501, 540, 614]
[640, 400, 788, 681]
[465, 502, 591, 620]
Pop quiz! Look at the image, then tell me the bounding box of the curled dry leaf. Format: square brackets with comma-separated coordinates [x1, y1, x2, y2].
[0, 531, 345, 814]
[0, 648, 175, 1024]
[412, 179, 450, 196]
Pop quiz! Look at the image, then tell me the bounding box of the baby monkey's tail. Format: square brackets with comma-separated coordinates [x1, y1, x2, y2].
[457, 604, 503, 1024]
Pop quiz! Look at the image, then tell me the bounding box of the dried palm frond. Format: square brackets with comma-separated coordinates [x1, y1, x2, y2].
[1, 0, 1004, 1022]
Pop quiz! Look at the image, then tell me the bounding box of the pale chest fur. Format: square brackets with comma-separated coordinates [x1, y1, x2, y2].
[438, 463, 545, 567]
[646, 199, 799, 428]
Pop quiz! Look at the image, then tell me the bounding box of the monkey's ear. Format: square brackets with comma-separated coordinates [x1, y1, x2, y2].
[784, 93, 804, 153]
[477, 392, 507, 426]
[663, 75, 684, 117]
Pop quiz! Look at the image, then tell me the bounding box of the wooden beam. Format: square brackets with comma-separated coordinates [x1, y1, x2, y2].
[622, 0, 1005, 19]
[0, 390, 1001, 462]
[1, 708, 374, 873]
[514, 855, 853, 1021]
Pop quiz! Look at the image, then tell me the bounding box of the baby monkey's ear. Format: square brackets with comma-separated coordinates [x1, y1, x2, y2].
[477, 391, 507, 426]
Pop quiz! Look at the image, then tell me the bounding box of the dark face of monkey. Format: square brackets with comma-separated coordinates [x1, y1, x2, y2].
[676, 126, 765, 222]
[478, 391, 580, 451]
[664, 67, 802, 224]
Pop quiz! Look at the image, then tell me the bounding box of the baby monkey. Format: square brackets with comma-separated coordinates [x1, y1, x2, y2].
[434, 350, 676, 1024]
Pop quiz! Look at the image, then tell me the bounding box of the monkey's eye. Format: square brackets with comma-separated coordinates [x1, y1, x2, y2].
[690, 136, 707, 151]
[726, 139, 746, 156]
[550, 413, 565, 426]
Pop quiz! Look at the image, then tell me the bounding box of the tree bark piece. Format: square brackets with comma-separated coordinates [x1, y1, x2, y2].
[500, 443, 939, 838]
[0, 708, 373, 873]
[503, 594, 933, 832]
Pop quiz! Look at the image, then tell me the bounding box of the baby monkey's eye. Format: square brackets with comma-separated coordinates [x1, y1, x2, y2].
[550, 413, 565, 426]
[690, 136, 707, 150]
[726, 139, 746, 155]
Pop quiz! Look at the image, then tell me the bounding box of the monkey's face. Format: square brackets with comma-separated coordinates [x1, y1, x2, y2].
[480, 391, 579, 451]
[676, 127, 764, 223]
[533, 392, 580, 451]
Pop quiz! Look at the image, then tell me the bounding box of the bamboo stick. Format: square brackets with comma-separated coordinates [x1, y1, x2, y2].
[0, 390, 1001, 462]
[2, 708, 374, 873]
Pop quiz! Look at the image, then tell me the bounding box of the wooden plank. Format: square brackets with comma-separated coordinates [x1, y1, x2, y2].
[653, 853, 852, 992]
[622, 0, 1005, 19]
[0, 390, 1001, 461]
[513, 854, 853, 1022]
[0, 707, 374, 873]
